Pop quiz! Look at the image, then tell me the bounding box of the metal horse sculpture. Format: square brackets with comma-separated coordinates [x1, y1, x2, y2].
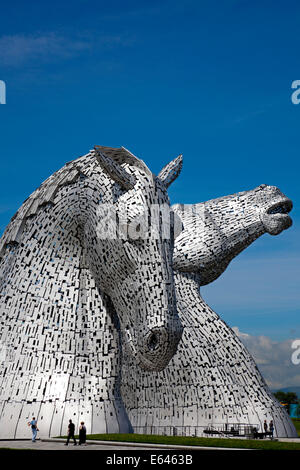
[0, 146, 183, 438]
[122, 184, 298, 438]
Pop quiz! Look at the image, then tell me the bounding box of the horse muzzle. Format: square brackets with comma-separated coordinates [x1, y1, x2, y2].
[136, 322, 183, 372]
[261, 197, 293, 235]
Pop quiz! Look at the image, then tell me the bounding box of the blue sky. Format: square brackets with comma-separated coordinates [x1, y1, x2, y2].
[0, 0, 299, 353]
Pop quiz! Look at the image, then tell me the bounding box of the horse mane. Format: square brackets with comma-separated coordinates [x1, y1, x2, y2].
[0, 146, 150, 258]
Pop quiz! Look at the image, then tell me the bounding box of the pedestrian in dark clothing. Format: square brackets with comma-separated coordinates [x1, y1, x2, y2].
[65, 419, 77, 446]
[79, 421, 87, 445]
[269, 420, 274, 439]
[263, 420, 268, 434]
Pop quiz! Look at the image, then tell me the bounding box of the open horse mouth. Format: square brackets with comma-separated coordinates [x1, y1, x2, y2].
[263, 197, 293, 235]
[266, 199, 293, 215]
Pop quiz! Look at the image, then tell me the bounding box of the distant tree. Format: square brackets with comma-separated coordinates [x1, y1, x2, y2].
[296, 402, 300, 419]
[274, 391, 299, 414]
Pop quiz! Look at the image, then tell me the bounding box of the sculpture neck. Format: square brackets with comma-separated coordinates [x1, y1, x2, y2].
[174, 271, 202, 298]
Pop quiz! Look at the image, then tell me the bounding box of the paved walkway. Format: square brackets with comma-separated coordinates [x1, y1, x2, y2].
[0, 436, 298, 451]
[277, 437, 300, 442]
[0, 439, 166, 451]
[0, 438, 245, 451]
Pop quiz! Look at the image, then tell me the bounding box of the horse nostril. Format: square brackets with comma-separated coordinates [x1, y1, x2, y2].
[148, 333, 159, 351]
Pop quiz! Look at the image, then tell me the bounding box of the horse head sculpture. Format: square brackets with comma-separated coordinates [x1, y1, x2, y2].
[0, 146, 183, 372]
[172, 184, 293, 285]
[82, 146, 183, 371]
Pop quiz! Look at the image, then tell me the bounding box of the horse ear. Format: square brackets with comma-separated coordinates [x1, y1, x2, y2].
[94, 147, 136, 190]
[158, 155, 183, 188]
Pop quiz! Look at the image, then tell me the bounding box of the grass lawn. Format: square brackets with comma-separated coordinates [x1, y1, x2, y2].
[67, 432, 300, 451]
[58, 418, 300, 450]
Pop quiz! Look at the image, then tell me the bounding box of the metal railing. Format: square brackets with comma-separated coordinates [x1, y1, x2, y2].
[133, 423, 261, 439]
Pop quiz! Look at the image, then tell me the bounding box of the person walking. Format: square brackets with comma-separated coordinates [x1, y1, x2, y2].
[79, 422, 87, 445]
[263, 420, 268, 434]
[28, 417, 38, 442]
[65, 419, 77, 446]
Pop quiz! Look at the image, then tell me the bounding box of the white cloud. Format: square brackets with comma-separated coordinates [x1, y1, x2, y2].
[233, 326, 300, 390]
[232, 326, 250, 339]
[0, 33, 85, 65]
[0, 31, 129, 66]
